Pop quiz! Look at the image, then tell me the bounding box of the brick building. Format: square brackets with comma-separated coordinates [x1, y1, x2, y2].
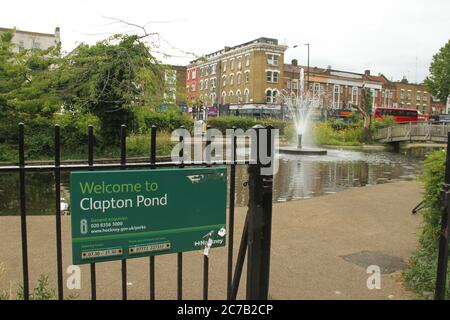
[187, 37, 288, 116]
[391, 77, 432, 114]
[283, 61, 386, 113]
[186, 66, 199, 104]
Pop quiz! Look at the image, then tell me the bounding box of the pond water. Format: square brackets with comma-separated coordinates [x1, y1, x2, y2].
[0, 148, 434, 216]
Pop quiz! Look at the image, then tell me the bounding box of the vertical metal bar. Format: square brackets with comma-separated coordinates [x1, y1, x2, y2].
[231, 214, 249, 300]
[120, 125, 128, 301]
[435, 131, 450, 300]
[246, 125, 274, 300]
[203, 126, 211, 300]
[88, 125, 97, 300]
[178, 126, 185, 300]
[227, 127, 237, 300]
[149, 125, 157, 300]
[18, 123, 29, 300]
[54, 125, 63, 300]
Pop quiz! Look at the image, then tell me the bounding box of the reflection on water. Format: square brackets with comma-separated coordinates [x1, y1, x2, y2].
[0, 148, 432, 216]
[233, 148, 425, 207]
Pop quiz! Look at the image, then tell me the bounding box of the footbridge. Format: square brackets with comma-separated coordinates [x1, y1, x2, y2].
[374, 123, 450, 144]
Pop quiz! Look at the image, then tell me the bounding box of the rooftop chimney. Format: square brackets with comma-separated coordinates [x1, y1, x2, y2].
[364, 70, 371, 76]
[291, 59, 298, 66]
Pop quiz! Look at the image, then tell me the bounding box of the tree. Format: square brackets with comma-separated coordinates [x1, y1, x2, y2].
[0, 30, 63, 157]
[356, 86, 373, 143]
[424, 40, 450, 103]
[59, 34, 167, 145]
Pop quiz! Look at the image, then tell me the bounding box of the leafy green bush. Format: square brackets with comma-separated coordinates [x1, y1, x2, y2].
[404, 150, 449, 299]
[207, 116, 288, 136]
[143, 110, 194, 133]
[313, 121, 364, 146]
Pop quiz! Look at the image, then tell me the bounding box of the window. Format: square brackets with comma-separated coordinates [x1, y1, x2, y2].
[237, 73, 241, 85]
[314, 83, 320, 96]
[187, 72, 190, 81]
[230, 75, 234, 86]
[191, 84, 196, 92]
[273, 72, 278, 83]
[18, 40, 24, 51]
[400, 89, 405, 100]
[266, 71, 279, 83]
[267, 54, 279, 66]
[222, 61, 227, 73]
[211, 64, 217, 75]
[192, 70, 196, 80]
[236, 90, 242, 103]
[205, 79, 208, 89]
[287, 80, 291, 89]
[407, 90, 412, 101]
[351, 87, 358, 105]
[245, 55, 250, 67]
[333, 85, 341, 109]
[244, 89, 250, 103]
[266, 89, 278, 104]
[222, 76, 226, 87]
[200, 68, 204, 77]
[416, 94, 421, 101]
[205, 66, 209, 76]
[292, 80, 298, 90]
[230, 59, 235, 71]
[211, 78, 216, 89]
[32, 40, 40, 49]
[222, 92, 226, 104]
[237, 57, 242, 70]
[200, 80, 204, 90]
[245, 71, 250, 83]
[229, 91, 234, 104]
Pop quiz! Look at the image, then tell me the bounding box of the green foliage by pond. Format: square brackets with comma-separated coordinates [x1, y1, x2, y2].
[404, 150, 449, 299]
[207, 116, 289, 136]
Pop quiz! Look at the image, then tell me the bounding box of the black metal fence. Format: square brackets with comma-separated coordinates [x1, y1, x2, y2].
[0, 123, 274, 300]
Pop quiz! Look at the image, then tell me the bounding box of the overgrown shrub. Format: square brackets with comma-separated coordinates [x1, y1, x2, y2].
[404, 150, 449, 299]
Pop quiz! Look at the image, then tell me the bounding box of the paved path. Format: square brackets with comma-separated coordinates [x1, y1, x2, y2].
[0, 181, 422, 300]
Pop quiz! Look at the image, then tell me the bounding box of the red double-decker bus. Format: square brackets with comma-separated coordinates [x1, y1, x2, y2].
[373, 107, 419, 123]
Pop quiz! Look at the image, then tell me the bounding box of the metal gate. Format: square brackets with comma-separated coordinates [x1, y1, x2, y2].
[0, 123, 275, 300]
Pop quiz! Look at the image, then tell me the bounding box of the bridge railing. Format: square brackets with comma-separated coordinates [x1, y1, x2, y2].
[374, 123, 450, 143]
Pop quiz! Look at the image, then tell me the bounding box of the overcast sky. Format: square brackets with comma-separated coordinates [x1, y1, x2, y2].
[1, 0, 449, 83]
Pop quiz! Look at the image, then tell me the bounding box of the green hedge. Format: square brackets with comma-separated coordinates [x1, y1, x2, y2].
[143, 111, 194, 133]
[207, 116, 288, 136]
[404, 150, 449, 299]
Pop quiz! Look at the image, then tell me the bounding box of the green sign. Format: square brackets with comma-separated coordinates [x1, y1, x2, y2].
[70, 167, 227, 265]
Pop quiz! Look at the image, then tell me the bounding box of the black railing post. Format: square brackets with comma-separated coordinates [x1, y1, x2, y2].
[18, 123, 29, 300]
[227, 127, 237, 300]
[435, 131, 450, 300]
[87, 125, 97, 300]
[149, 125, 157, 300]
[246, 125, 274, 300]
[120, 125, 128, 301]
[54, 125, 64, 300]
[177, 126, 185, 300]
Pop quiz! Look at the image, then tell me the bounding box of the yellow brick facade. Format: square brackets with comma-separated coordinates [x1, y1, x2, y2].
[190, 38, 287, 109]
